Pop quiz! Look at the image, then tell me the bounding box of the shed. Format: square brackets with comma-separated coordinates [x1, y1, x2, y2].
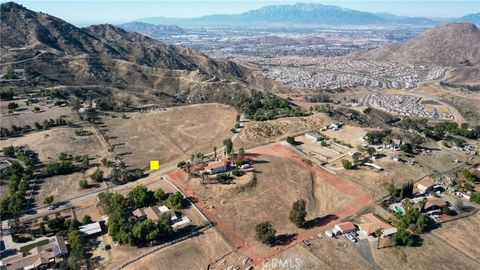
[79, 222, 102, 237]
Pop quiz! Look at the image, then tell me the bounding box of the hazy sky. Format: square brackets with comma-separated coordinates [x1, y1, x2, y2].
[5, 0, 480, 25]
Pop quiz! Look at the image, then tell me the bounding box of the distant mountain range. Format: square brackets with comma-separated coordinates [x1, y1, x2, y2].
[136, 3, 480, 27]
[350, 22, 480, 66]
[117, 22, 185, 36]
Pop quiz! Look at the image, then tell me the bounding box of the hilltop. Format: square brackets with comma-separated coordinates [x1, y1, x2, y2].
[117, 22, 185, 37]
[350, 22, 480, 66]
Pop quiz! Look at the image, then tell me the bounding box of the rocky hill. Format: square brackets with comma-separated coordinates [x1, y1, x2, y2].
[350, 22, 480, 66]
[0, 2, 275, 105]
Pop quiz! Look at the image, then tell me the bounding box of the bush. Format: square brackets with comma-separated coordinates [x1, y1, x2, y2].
[286, 136, 295, 145]
[342, 159, 352, 169]
[90, 169, 104, 182]
[79, 179, 88, 189]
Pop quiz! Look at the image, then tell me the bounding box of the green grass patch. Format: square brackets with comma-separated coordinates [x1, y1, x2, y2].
[19, 239, 49, 254]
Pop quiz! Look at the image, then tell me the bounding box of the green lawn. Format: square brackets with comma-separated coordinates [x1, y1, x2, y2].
[19, 239, 49, 254]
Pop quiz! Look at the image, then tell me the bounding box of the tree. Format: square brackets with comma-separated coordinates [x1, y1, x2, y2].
[255, 221, 276, 245]
[90, 169, 104, 182]
[127, 186, 151, 209]
[342, 159, 352, 169]
[166, 191, 184, 210]
[67, 230, 86, 270]
[79, 179, 88, 189]
[154, 188, 166, 201]
[470, 192, 480, 204]
[366, 147, 376, 156]
[2, 146, 15, 157]
[82, 215, 93, 224]
[223, 138, 233, 156]
[33, 106, 40, 112]
[289, 199, 307, 228]
[132, 219, 159, 244]
[392, 225, 414, 246]
[415, 214, 429, 232]
[44, 195, 54, 205]
[286, 136, 295, 145]
[34, 122, 42, 130]
[442, 205, 452, 215]
[7, 102, 18, 110]
[80, 155, 89, 169]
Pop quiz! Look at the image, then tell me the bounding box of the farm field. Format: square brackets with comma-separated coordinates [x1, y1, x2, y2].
[0, 126, 111, 204]
[0, 99, 77, 128]
[122, 228, 248, 270]
[101, 103, 237, 168]
[371, 233, 480, 270]
[432, 212, 480, 261]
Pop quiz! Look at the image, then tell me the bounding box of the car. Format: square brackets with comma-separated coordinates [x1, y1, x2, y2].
[345, 233, 357, 243]
[47, 205, 56, 210]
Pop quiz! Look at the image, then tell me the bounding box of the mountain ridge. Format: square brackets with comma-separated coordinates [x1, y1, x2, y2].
[136, 2, 478, 27]
[0, 2, 275, 106]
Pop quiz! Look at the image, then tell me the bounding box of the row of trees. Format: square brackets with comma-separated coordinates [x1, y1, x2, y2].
[0, 118, 68, 138]
[0, 147, 37, 218]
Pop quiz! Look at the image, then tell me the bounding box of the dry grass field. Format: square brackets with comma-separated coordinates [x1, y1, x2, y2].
[0, 126, 111, 204]
[122, 228, 249, 270]
[0, 99, 77, 128]
[432, 212, 480, 261]
[333, 157, 428, 197]
[271, 236, 375, 270]
[101, 103, 237, 168]
[191, 153, 354, 243]
[371, 234, 480, 270]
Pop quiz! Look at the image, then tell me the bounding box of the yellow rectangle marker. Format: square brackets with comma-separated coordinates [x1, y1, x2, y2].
[150, 160, 160, 170]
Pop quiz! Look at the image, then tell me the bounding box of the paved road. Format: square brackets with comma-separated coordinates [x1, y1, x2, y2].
[354, 239, 384, 270]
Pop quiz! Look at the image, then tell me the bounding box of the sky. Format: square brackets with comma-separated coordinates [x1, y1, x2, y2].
[4, 0, 480, 25]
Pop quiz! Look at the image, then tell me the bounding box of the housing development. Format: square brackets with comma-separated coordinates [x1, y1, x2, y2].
[1, 1, 480, 270]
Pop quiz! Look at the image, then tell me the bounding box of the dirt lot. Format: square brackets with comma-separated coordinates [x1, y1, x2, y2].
[332, 156, 428, 198]
[122, 228, 249, 270]
[0, 99, 77, 128]
[235, 113, 330, 149]
[432, 212, 480, 261]
[271, 236, 375, 270]
[371, 233, 480, 270]
[192, 153, 354, 243]
[166, 143, 372, 264]
[101, 103, 237, 168]
[0, 126, 111, 205]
